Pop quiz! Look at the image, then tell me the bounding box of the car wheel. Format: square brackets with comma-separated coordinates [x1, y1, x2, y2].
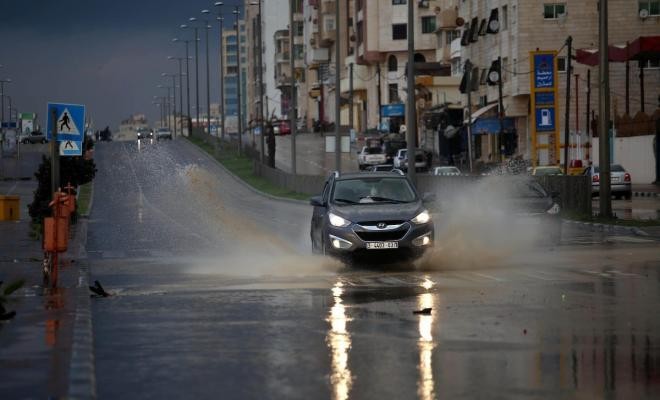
[624, 191, 632, 200]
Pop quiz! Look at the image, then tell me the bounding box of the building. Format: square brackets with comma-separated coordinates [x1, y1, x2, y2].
[221, 20, 248, 133]
[244, 0, 288, 127]
[458, 0, 660, 167]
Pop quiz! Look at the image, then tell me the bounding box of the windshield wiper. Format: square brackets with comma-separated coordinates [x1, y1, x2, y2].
[334, 198, 358, 204]
[361, 196, 406, 203]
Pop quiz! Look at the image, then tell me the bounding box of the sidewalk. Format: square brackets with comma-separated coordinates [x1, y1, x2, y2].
[0, 179, 90, 398]
[632, 183, 660, 197]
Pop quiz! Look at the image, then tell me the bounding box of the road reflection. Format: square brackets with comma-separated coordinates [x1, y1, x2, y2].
[417, 278, 436, 400]
[327, 281, 353, 400]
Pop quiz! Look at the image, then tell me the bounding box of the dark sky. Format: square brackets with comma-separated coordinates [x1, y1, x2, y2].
[0, 0, 242, 130]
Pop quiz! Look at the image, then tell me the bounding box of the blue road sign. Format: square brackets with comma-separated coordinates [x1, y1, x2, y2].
[533, 54, 555, 89]
[535, 107, 556, 132]
[46, 102, 85, 141]
[59, 139, 82, 156]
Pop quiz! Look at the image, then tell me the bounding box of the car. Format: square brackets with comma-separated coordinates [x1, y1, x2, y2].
[155, 127, 172, 140]
[584, 164, 632, 199]
[366, 164, 395, 172]
[531, 166, 564, 176]
[273, 120, 290, 135]
[19, 131, 47, 144]
[137, 127, 153, 140]
[510, 179, 563, 244]
[393, 148, 430, 172]
[310, 171, 435, 264]
[382, 139, 407, 164]
[433, 166, 461, 176]
[357, 146, 387, 170]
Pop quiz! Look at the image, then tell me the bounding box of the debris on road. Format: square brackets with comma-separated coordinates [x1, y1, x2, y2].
[413, 307, 432, 315]
[89, 280, 111, 297]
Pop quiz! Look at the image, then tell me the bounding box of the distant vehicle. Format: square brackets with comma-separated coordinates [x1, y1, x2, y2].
[137, 127, 153, 140]
[309, 171, 435, 264]
[531, 166, 564, 176]
[584, 164, 632, 199]
[433, 166, 461, 176]
[273, 120, 291, 135]
[19, 131, 47, 144]
[382, 139, 407, 164]
[393, 148, 430, 172]
[155, 127, 172, 140]
[357, 146, 387, 170]
[366, 164, 395, 172]
[510, 179, 562, 244]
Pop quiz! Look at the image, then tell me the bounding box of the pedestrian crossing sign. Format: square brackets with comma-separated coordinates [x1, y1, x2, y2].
[59, 140, 82, 156]
[46, 102, 85, 141]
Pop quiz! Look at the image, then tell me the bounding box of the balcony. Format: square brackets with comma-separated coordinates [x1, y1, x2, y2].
[438, 8, 458, 29]
[321, 29, 335, 47]
[276, 74, 292, 89]
[275, 52, 290, 64]
[321, 0, 335, 15]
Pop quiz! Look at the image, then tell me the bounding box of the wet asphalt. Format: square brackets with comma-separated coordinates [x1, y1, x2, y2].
[87, 139, 660, 399]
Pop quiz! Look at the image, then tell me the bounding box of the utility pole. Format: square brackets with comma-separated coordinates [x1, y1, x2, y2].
[598, 0, 612, 217]
[178, 58, 183, 138]
[258, 0, 265, 164]
[334, 0, 341, 173]
[377, 64, 382, 129]
[639, 60, 645, 113]
[215, 2, 226, 141]
[349, 63, 354, 136]
[563, 36, 573, 173]
[465, 60, 474, 173]
[194, 25, 200, 136]
[586, 69, 591, 161]
[50, 108, 59, 195]
[235, 6, 243, 156]
[406, 0, 416, 184]
[497, 56, 504, 162]
[290, 0, 297, 175]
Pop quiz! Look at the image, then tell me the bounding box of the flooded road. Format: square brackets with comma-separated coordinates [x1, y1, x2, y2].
[88, 140, 660, 399]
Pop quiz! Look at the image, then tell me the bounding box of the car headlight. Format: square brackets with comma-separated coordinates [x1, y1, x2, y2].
[547, 203, 560, 215]
[328, 212, 351, 227]
[412, 210, 431, 224]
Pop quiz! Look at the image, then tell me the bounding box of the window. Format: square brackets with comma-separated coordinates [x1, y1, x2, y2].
[227, 45, 237, 53]
[543, 3, 566, 19]
[356, 21, 364, 44]
[393, 0, 407, 4]
[227, 36, 237, 44]
[642, 59, 660, 69]
[502, 5, 508, 31]
[414, 53, 426, 63]
[388, 55, 398, 72]
[227, 66, 238, 74]
[294, 21, 304, 37]
[446, 30, 461, 45]
[324, 16, 336, 32]
[388, 83, 399, 103]
[639, 0, 660, 16]
[227, 55, 237, 64]
[557, 56, 566, 72]
[421, 16, 436, 33]
[392, 23, 407, 40]
[294, 44, 304, 60]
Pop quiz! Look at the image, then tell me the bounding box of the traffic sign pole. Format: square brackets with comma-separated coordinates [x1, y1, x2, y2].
[50, 108, 59, 195]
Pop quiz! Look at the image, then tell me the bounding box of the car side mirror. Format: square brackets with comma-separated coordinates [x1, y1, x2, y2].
[422, 192, 436, 203]
[310, 196, 325, 207]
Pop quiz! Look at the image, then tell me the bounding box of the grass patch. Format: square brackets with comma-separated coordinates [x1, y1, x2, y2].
[77, 182, 93, 216]
[185, 136, 310, 201]
[562, 211, 660, 227]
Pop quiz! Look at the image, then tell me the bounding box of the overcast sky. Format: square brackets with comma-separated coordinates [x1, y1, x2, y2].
[0, 0, 243, 131]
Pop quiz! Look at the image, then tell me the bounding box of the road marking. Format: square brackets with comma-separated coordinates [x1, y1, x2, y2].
[470, 272, 505, 282]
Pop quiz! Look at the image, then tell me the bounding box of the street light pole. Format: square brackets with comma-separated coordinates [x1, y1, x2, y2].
[406, 0, 416, 184]
[215, 2, 226, 142]
[290, 0, 298, 175]
[162, 73, 177, 138]
[202, 10, 212, 137]
[334, 0, 340, 172]
[189, 18, 201, 136]
[234, 6, 243, 156]
[250, 0, 265, 163]
[169, 56, 185, 138]
[598, 0, 612, 217]
[0, 79, 11, 124]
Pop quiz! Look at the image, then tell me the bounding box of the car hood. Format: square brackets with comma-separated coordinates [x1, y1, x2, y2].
[511, 196, 554, 214]
[331, 201, 424, 223]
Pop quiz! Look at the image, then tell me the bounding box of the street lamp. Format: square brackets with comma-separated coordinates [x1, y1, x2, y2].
[233, 6, 243, 156]
[173, 36, 193, 136]
[157, 84, 170, 129]
[214, 2, 226, 142]
[169, 56, 185, 138]
[153, 96, 163, 127]
[186, 18, 201, 135]
[0, 78, 12, 124]
[162, 72, 178, 138]
[201, 10, 213, 138]
[249, 0, 265, 163]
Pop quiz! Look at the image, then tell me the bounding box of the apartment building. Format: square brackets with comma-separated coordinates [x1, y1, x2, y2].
[459, 0, 659, 166]
[221, 21, 248, 133]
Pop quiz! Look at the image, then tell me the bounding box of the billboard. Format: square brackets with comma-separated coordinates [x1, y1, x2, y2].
[530, 51, 559, 166]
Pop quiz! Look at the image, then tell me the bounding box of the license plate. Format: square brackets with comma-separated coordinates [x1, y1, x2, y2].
[366, 242, 399, 250]
[612, 177, 619, 183]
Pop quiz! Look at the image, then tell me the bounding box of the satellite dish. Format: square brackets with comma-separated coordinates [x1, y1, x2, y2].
[455, 17, 465, 27]
[639, 9, 649, 19]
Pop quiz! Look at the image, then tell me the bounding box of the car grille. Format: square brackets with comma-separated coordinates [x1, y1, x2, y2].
[354, 227, 409, 242]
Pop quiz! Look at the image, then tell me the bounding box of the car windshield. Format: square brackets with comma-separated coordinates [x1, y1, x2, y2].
[332, 177, 416, 204]
[512, 181, 548, 198]
[364, 147, 382, 154]
[593, 164, 625, 173]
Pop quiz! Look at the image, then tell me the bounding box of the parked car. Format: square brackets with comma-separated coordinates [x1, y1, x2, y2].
[432, 166, 461, 176]
[531, 166, 564, 176]
[137, 127, 153, 140]
[273, 120, 291, 135]
[155, 127, 172, 140]
[310, 171, 435, 264]
[366, 164, 395, 172]
[583, 164, 632, 199]
[382, 139, 407, 164]
[357, 146, 387, 170]
[510, 179, 563, 244]
[19, 131, 47, 144]
[393, 149, 430, 172]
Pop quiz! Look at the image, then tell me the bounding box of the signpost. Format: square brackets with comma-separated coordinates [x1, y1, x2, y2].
[46, 102, 85, 156]
[530, 51, 560, 166]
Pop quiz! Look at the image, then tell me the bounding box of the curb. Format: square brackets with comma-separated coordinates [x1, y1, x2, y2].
[182, 138, 308, 206]
[562, 218, 649, 237]
[66, 218, 97, 399]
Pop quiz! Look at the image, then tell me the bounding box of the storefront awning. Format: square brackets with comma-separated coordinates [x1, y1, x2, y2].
[575, 35, 660, 66]
[464, 102, 498, 124]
